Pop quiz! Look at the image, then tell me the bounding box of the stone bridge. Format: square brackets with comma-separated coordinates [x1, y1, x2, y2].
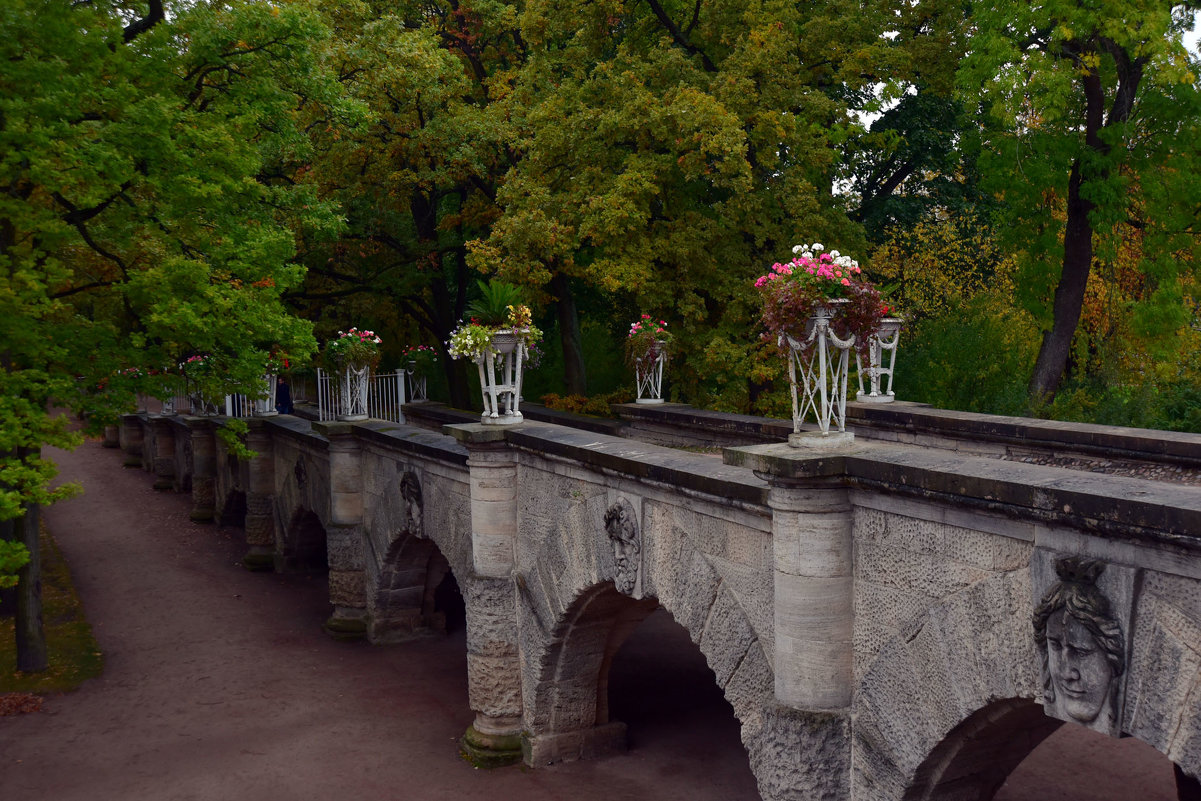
[116, 401, 1201, 800]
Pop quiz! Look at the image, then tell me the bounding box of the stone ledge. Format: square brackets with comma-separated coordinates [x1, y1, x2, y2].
[506, 422, 769, 506]
[727, 441, 1201, 552]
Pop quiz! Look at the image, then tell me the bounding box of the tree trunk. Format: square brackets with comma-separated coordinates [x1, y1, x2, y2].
[0, 516, 15, 618]
[1028, 159, 1093, 401]
[16, 502, 47, 673]
[551, 272, 587, 395]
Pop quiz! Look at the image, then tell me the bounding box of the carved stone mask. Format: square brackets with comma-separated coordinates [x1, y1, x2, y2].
[400, 470, 424, 537]
[604, 499, 640, 596]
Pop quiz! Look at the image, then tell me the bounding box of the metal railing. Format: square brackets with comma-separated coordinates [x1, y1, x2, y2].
[315, 367, 406, 423]
[368, 371, 406, 423]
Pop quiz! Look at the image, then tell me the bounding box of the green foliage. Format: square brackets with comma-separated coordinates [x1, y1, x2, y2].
[956, 0, 1201, 397]
[0, 524, 104, 692]
[465, 281, 527, 327]
[897, 295, 1039, 416]
[217, 418, 256, 463]
[0, 541, 30, 589]
[540, 390, 634, 418]
[1, 0, 344, 515]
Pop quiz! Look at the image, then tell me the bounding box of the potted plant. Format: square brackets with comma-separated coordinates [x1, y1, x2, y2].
[625, 315, 672, 404]
[757, 242, 884, 445]
[325, 328, 382, 421]
[401, 345, 438, 402]
[448, 280, 542, 425]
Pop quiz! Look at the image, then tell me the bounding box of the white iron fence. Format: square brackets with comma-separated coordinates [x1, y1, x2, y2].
[316, 367, 406, 424]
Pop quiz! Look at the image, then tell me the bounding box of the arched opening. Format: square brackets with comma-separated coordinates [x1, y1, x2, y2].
[368, 536, 464, 643]
[607, 606, 760, 797]
[218, 489, 246, 528]
[903, 699, 1060, 801]
[995, 723, 1188, 801]
[525, 582, 757, 796]
[905, 698, 1187, 801]
[279, 508, 328, 573]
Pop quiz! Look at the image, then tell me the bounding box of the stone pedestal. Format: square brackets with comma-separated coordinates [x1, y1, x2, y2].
[150, 417, 176, 491]
[461, 575, 524, 768]
[314, 421, 367, 639]
[242, 420, 276, 571]
[120, 414, 144, 468]
[102, 424, 120, 448]
[188, 419, 216, 523]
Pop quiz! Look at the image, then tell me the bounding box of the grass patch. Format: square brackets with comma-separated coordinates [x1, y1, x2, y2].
[0, 522, 104, 694]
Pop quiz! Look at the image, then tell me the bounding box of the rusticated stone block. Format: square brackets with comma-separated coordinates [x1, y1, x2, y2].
[328, 569, 365, 608]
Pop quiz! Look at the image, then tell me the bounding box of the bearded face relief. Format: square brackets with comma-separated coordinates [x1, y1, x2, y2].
[604, 498, 641, 596]
[400, 470, 424, 538]
[1032, 553, 1136, 737]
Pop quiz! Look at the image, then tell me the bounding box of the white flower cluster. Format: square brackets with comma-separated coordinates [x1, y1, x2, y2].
[791, 241, 859, 271]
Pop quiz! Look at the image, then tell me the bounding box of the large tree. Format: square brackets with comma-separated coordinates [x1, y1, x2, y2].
[960, 0, 1201, 400]
[289, 0, 522, 407]
[1, 0, 348, 669]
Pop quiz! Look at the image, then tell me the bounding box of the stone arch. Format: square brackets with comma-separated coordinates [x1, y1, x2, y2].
[218, 489, 246, 527]
[856, 566, 1201, 800]
[520, 502, 773, 774]
[524, 581, 660, 763]
[367, 533, 462, 644]
[278, 507, 328, 573]
[852, 568, 1045, 799]
[901, 698, 1060, 800]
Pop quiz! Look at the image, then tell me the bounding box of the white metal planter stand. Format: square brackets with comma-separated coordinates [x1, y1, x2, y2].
[405, 360, 428, 402]
[634, 342, 667, 404]
[338, 364, 371, 421]
[253, 373, 279, 417]
[190, 394, 221, 416]
[476, 329, 525, 426]
[855, 317, 902, 403]
[159, 385, 179, 416]
[785, 303, 856, 448]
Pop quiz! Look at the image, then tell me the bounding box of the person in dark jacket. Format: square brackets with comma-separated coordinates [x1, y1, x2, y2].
[275, 377, 294, 414]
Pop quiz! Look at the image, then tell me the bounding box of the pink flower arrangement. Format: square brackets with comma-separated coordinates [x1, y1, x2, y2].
[625, 314, 672, 366]
[326, 327, 383, 369]
[756, 242, 884, 356]
[754, 243, 864, 297]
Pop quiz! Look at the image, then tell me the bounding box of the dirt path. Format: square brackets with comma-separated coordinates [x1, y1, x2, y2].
[0, 437, 1181, 800]
[0, 438, 759, 801]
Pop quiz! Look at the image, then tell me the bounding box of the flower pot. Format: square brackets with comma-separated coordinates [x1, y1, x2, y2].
[855, 317, 902, 403]
[254, 373, 279, 417]
[338, 364, 371, 421]
[634, 341, 667, 404]
[476, 329, 525, 425]
[784, 301, 857, 447]
[405, 360, 428, 402]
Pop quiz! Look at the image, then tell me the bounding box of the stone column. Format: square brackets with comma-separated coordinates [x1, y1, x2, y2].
[150, 416, 176, 491]
[242, 419, 276, 572]
[315, 421, 367, 640]
[723, 442, 855, 799]
[768, 479, 854, 709]
[448, 424, 523, 767]
[188, 419, 216, 524]
[120, 414, 144, 468]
